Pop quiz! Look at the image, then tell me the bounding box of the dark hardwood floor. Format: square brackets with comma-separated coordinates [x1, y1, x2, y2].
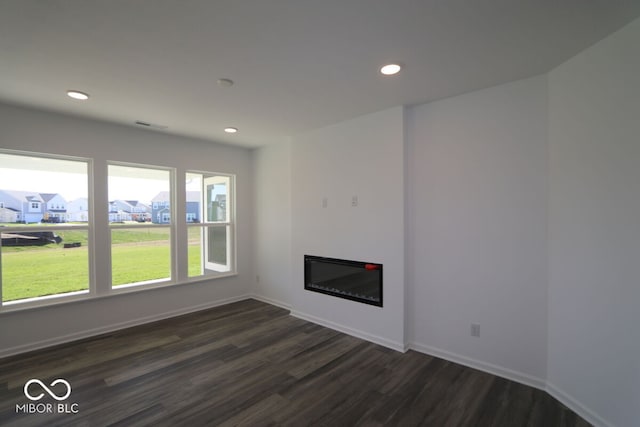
[1, 299, 590, 427]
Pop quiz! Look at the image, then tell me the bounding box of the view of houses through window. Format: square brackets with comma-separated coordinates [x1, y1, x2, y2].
[0, 150, 236, 308]
[108, 164, 172, 288]
[0, 152, 90, 303]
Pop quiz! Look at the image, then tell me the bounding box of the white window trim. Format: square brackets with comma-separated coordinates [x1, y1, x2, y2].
[0, 152, 238, 313]
[184, 171, 237, 281]
[0, 149, 93, 311]
[107, 161, 176, 291]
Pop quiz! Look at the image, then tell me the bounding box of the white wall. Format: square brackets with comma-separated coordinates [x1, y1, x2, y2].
[406, 75, 549, 386]
[0, 103, 253, 356]
[547, 17, 640, 427]
[250, 19, 640, 426]
[238, 20, 640, 424]
[251, 141, 292, 308]
[289, 107, 406, 350]
[253, 25, 640, 423]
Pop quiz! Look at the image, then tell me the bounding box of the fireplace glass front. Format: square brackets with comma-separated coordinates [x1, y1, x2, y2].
[304, 255, 382, 307]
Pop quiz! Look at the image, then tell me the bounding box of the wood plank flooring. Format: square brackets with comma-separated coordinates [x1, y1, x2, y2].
[0, 299, 591, 426]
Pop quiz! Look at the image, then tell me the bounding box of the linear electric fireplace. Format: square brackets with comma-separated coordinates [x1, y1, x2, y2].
[304, 255, 383, 307]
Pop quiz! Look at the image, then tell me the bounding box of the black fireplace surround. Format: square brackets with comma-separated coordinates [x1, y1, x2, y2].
[304, 255, 383, 307]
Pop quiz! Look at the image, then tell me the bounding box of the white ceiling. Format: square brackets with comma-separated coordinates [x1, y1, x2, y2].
[1, 1, 639, 148]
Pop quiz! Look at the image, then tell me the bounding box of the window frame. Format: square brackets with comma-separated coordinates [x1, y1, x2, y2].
[0, 151, 238, 314]
[107, 161, 176, 292]
[0, 149, 94, 310]
[185, 170, 237, 281]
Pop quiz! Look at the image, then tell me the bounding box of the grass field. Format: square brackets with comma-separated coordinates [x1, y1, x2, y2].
[1, 225, 202, 302]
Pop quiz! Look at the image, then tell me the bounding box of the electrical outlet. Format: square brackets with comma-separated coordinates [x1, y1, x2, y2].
[352, 195, 358, 207]
[471, 323, 480, 337]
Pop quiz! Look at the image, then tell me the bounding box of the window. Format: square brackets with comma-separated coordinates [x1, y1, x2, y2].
[0, 150, 238, 311]
[108, 164, 172, 288]
[186, 172, 235, 278]
[0, 151, 90, 305]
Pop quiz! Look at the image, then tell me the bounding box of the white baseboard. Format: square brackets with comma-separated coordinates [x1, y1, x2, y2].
[249, 293, 292, 311]
[546, 382, 612, 427]
[411, 342, 611, 426]
[409, 341, 546, 391]
[290, 309, 406, 352]
[0, 294, 251, 359]
[1, 295, 611, 427]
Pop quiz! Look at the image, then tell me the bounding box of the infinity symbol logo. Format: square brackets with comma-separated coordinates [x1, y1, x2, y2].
[24, 379, 72, 401]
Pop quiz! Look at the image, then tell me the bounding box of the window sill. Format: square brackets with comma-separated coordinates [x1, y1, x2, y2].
[0, 272, 237, 314]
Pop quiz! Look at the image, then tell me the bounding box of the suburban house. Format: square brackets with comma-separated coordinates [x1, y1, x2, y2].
[39, 193, 67, 222]
[151, 192, 171, 224]
[0, 189, 67, 223]
[108, 199, 150, 222]
[152, 191, 200, 224]
[0, 192, 147, 223]
[209, 194, 226, 222]
[0, 206, 18, 223]
[186, 191, 201, 223]
[0, 2, 638, 427]
[66, 197, 89, 222]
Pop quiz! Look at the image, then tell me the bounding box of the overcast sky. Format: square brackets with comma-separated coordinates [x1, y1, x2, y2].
[0, 154, 226, 204]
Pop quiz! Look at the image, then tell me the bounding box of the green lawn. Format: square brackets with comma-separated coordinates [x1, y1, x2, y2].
[1, 226, 201, 302]
[111, 244, 171, 286]
[2, 245, 89, 301]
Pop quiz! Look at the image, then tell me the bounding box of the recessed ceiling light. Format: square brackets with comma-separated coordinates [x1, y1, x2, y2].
[224, 127, 238, 134]
[380, 64, 402, 76]
[66, 90, 90, 100]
